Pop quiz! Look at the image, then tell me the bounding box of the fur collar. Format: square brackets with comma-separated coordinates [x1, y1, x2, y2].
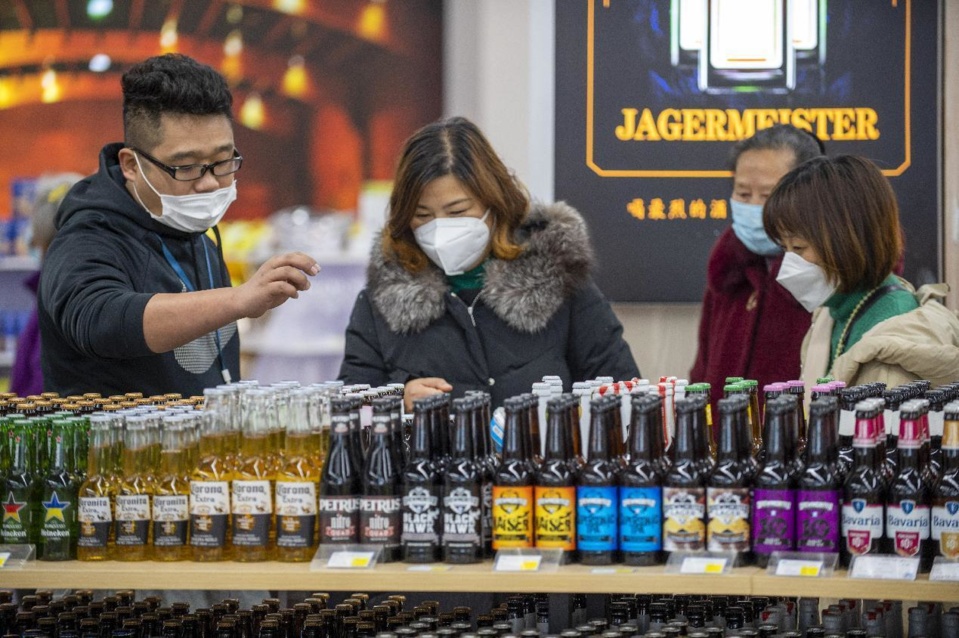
[367, 201, 594, 334]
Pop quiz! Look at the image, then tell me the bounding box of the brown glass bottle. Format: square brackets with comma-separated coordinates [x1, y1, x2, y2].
[318, 398, 360, 545]
[840, 402, 886, 567]
[751, 397, 796, 567]
[492, 398, 535, 550]
[662, 398, 707, 552]
[706, 398, 751, 558]
[796, 398, 842, 554]
[467, 394, 495, 558]
[885, 406, 933, 572]
[401, 399, 441, 563]
[443, 398, 483, 563]
[577, 397, 619, 564]
[620, 394, 664, 565]
[933, 402, 959, 560]
[535, 397, 577, 562]
[359, 399, 402, 562]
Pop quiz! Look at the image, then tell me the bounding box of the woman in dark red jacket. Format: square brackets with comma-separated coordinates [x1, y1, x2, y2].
[690, 125, 822, 414]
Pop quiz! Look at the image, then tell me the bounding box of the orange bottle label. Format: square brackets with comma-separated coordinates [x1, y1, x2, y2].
[492, 485, 534, 549]
[534, 485, 576, 551]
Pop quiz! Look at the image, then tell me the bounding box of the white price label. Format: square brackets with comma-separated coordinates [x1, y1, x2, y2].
[775, 559, 823, 577]
[406, 565, 452, 572]
[0, 552, 9, 568]
[590, 567, 637, 574]
[680, 556, 728, 574]
[326, 551, 375, 569]
[495, 555, 543, 572]
[929, 562, 959, 582]
[849, 555, 919, 580]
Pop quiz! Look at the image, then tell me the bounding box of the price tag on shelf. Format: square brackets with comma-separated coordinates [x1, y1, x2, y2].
[590, 567, 637, 574]
[680, 556, 729, 575]
[494, 554, 543, 572]
[407, 565, 452, 572]
[929, 558, 959, 582]
[0, 544, 35, 569]
[0, 552, 9, 568]
[327, 551, 377, 569]
[849, 555, 919, 580]
[775, 559, 823, 577]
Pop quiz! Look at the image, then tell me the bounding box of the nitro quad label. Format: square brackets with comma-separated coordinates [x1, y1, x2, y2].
[360, 495, 401, 548]
[535, 486, 576, 551]
[115, 494, 151, 547]
[78, 496, 112, 549]
[152, 495, 189, 547]
[276, 482, 317, 548]
[231, 480, 272, 547]
[190, 481, 230, 548]
[319, 495, 359, 543]
[492, 485, 534, 548]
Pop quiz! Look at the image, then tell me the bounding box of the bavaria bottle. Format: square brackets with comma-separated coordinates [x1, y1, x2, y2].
[360, 399, 402, 562]
[275, 388, 320, 562]
[443, 398, 483, 563]
[707, 398, 751, 558]
[577, 397, 619, 564]
[535, 397, 577, 562]
[662, 398, 707, 552]
[402, 398, 441, 563]
[620, 394, 664, 565]
[796, 398, 841, 554]
[932, 402, 959, 559]
[752, 396, 797, 566]
[493, 398, 535, 550]
[840, 402, 886, 567]
[319, 398, 360, 545]
[886, 406, 933, 572]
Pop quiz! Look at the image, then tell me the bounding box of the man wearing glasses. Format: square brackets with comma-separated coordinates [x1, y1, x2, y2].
[38, 54, 319, 396]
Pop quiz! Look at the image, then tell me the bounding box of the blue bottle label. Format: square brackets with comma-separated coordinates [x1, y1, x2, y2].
[577, 485, 618, 551]
[619, 486, 662, 552]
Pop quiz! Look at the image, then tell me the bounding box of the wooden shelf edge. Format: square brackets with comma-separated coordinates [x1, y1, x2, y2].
[2, 561, 957, 601]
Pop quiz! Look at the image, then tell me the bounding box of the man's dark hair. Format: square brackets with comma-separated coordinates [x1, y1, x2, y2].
[122, 53, 233, 150]
[727, 124, 824, 172]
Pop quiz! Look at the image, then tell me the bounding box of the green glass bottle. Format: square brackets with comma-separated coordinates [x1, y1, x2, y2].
[38, 420, 80, 560]
[1, 423, 41, 547]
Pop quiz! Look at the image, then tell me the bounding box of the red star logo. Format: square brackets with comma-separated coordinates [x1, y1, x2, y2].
[3, 493, 25, 524]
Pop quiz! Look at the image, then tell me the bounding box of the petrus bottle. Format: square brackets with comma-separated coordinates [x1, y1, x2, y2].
[359, 398, 402, 562]
[319, 398, 360, 546]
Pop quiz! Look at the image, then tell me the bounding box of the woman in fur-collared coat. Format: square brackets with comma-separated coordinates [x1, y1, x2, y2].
[338, 117, 639, 408]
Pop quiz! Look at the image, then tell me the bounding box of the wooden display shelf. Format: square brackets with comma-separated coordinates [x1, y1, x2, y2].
[2, 561, 958, 602]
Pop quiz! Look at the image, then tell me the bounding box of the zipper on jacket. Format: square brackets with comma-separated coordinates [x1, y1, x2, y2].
[451, 292, 481, 327]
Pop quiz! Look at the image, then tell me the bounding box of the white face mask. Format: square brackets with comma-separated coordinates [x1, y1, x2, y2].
[776, 251, 837, 312]
[133, 153, 237, 233]
[413, 209, 492, 276]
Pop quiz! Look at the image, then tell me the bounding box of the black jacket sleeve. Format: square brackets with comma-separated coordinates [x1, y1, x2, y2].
[337, 290, 391, 387]
[566, 279, 640, 382]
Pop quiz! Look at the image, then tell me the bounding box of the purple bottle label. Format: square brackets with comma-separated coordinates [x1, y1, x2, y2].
[796, 489, 840, 552]
[751, 489, 795, 554]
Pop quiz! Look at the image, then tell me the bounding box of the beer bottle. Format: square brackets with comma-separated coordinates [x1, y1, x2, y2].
[620, 394, 664, 566]
[662, 398, 707, 552]
[38, 419, 79, 560]
[837, 387, 862, 477]
[190, 406, 234, 561]
[752, 397, 797, 566]
[707, 398, 751, 559]
[1, 423, 40, 547]
[534, 397, 577, 562]
[360, 399, 402, 562]
[577, 397, 619, 564]
[443, 398, 483, 563]
[786, 381, 808, 460]
[743, 380, 763, 456]
[796, 398, 841, 554]
[77, 414, 116, 561]
[402, 399, 441, 563]
[686, 384, 715, 460]
[492, 398, 535, 550]
[275, 388, 320, 562]
[319, 398, 360, 545]
[468, 396, 495, 558]
[152, 415, 191, 561]
[430, 395, 451, 475]
[885, 405, 933, 572]
[840, 402, 886, 567]
[114, 414, 155, 561]
[932, 401, 959, 560]
[232, 389, 274, 561]
[882, 388, 905, 477]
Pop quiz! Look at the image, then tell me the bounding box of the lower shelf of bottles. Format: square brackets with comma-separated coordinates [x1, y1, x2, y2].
[2, 560, 957, 602]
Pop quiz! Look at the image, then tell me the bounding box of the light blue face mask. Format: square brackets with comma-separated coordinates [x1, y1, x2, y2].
[730, 199, 782, 256]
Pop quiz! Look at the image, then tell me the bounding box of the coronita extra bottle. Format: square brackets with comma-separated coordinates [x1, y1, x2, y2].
[402, 398, 441, 563]
[190, 407, 234, 561]
[620, 394, 663, 565]
[231, 389, 275, 561]
[577, 397, 619, 565]
[152, 415, 191, 561]
[319, 398, 360, 545]
[932, 401, 959, 560]
[707, 397, 751, 559]
[443, 397, 483, 563]
[662, 398, 707, 552]
[535, 397, 577, 562]
[77, 414, 116, 561]
[886, 404, 933, 572]
[114, 414, 155, 561]
[275, 389, 320, 562]
[492, 398, 535, 550]
[359, 399, 402, 562]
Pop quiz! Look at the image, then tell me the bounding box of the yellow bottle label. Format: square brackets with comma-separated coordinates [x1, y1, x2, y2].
[706, 487, 751, 552]
[492, 485, 534, 549]
[534, 485, 576, 551]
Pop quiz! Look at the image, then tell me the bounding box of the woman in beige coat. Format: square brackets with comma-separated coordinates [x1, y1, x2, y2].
[761, 154, 959, 388]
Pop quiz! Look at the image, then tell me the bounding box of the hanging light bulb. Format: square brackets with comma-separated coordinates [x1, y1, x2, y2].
[272, 0, 306, 15]
[86, 0, 114, 20]
[358, 1, 387, 41]
[160, 19, 178, 50]
[224, 30, 243, 57]
[239, 93, 265, 130]
[41, 68, 61, 103]
[89, 53, 112, 73]
[282, 55, 308, 98]
[0, 77, 14, 109]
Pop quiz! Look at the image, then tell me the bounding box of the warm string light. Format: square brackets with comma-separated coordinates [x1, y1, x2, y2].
[239, 92, 265, 130]
[41, 68, 61, 103]
[160, 19, 178, 51]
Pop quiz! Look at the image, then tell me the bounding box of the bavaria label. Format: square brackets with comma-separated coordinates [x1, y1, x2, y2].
[231, 480, 272, 547]
[152, 495, 189, 548]
[886, 500, 930, 557]
[932, 501, 959, 559]
[752, 489, 795, 554]
[842, 499, 884, 556]
[276, 481, 317, 548]
[492, 485, 534, 548]
[190, 481, 230, 548]
[577, 485, 618, 552]
[707, 487, 751, 552]
[619, 486, 662, 552]
[662, 486, 706, 551]
[534, 485, 576, 551]
[796, 490, 840, 552]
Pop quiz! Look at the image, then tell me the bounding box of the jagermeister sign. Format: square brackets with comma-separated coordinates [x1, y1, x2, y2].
[555, 0, 941, 302]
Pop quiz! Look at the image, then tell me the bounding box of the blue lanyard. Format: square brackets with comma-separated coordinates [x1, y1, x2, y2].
[157, 234, 232, 383]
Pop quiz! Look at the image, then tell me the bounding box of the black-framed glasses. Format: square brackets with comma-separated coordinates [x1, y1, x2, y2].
[132, 147, 243, 181]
